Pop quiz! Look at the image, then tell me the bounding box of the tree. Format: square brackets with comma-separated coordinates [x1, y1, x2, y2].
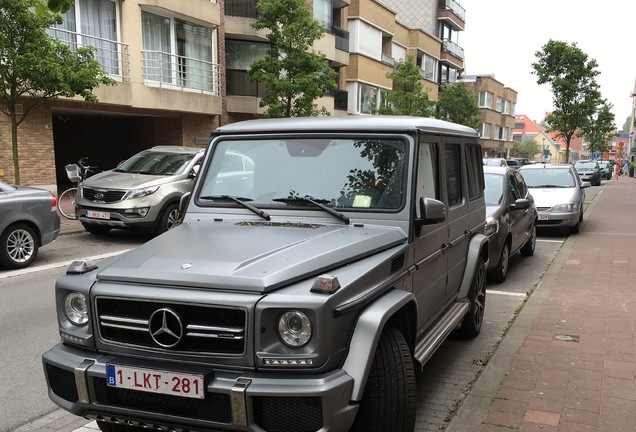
[532, 40, 603, 163]
[582, 102, 617, 156]
[377, 55, 435, 117]
[512, 139, 540, 160]
[623, 115, 631, 132]
[435, 82, 481, 129]
[249, 0, 337, 118]
[45, 0, 72, 13]
[0, 0, 114, 184]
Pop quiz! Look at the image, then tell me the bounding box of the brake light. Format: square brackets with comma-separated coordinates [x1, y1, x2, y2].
[50, 191, 57, 208]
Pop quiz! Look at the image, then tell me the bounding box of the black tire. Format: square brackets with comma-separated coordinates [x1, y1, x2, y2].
[0, 223, 39, 269]
[459, 259, 486, 338]
[97, 421, 143, 432]
[155, 203, 180, 236]
[351, 327, 416, 432]
[520, 223, 536, 256]
[81, 222, 112, 235]
[489, 242, 509, 283]
[570, 211, 583, 234]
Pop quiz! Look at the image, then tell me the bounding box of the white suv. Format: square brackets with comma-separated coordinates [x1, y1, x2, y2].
[75, 146, 204, 235]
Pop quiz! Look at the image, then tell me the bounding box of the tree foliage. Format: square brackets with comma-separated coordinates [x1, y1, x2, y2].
[532, 40, 603, 163]
[512, 139, 540, 159]
[45, 0, 72, 13]
[623, 116, 631, 132]
[377, 55, 435, 117]
[582, 102, 617, 155]
[0, 0, 114, 184]
[435, 82, 481, 129]
[249, 0, 337, 118]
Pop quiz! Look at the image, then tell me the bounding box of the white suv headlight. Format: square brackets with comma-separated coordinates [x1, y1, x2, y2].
[126, 186, 159, 200]
[278, 311, 312, 347]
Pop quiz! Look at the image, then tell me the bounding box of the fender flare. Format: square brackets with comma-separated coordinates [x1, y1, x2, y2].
[341, 288, 416, 401]
[457, 233, 489, 299]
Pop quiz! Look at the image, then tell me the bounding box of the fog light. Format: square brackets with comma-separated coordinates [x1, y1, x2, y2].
[124, 207, 150, 217]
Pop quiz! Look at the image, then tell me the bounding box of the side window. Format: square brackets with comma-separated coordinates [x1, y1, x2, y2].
[416, 142, 439, 216]
[465, 143, 484, 200]
[513, 172, 527, 197]
[508, 177, 522, 201]
[444, 143, 463, 207]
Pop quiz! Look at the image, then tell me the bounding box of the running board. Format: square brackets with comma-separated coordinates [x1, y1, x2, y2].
[413, 302, 470, 367]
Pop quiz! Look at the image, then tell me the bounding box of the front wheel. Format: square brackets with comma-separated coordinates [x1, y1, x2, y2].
[351, 327, 416, 432]
[58, 187, 78, 220]
[459, 259, 486, 338]
[520, 223, 537, 256]
[489, 242, 509, 283]
[0, 223, 38, 269]
[154, 203, 180, 236]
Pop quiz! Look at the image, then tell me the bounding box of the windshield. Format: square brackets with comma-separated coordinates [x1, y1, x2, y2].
[575, 161, 597, 169]
[484, 173, 504, 206]
[198, 137, 407, 210]
[520, 168, 576, 188]
[116, 150, 196, 175]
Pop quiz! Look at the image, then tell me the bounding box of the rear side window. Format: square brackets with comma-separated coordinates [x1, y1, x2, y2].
[466, 144, 484, 200]
[444, 143, 463, 207]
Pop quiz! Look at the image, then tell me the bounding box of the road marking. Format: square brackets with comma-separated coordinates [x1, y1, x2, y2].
[537, 239, 565, 243]
[486, 289, 527, 297]
[0, 249, 133, 280]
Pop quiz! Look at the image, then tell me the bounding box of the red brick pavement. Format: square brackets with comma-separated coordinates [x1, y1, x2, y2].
[449, 175, 636, 432]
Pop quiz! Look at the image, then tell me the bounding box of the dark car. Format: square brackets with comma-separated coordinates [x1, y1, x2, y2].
[574, 160, 601, 186]
[484, 166, 538, 282]
[597, 160, 612, 180]
[0, 181, 60, 269]
[505, 159, 522, 170]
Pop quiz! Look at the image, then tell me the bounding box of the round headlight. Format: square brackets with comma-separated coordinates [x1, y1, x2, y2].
[278, 311, 312, 347]
[63, 292, 88, 325]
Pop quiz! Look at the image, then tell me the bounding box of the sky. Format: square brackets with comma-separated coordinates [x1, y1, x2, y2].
[459, 0, 636, 130]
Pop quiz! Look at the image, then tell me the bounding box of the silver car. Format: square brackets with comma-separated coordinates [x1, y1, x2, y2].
[75, 146, 205, 235]
[484, 166, 537, 283]
[0, 181, 60, 269]
[518, 163, 590, 234]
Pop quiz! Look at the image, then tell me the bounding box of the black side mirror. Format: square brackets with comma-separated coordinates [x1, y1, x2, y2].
[179, 192, 191, 218]
[415, 197, 446, 236]
[510, 198, 530, 211]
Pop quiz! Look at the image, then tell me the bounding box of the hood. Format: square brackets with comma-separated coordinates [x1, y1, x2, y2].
[527, 187, 576, 208]
[96, 220, 406, 292]
[82, 170, 173, 190]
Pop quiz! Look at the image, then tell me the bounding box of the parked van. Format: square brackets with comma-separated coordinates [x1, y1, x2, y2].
[43, 116, 489, 432]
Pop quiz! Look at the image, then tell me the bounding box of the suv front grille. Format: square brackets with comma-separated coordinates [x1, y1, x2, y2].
[96, 298, 246, 355]
[82, 187, 126, 203]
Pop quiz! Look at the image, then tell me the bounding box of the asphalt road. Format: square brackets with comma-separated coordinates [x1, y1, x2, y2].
[1, 181, 604, 432]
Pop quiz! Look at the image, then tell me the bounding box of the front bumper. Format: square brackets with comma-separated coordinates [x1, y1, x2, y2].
[536, 210, 580, 228]
[43, 343, 357, 432]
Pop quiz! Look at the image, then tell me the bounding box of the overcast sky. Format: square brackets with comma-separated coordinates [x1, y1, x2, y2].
[459, 0, 636, 129]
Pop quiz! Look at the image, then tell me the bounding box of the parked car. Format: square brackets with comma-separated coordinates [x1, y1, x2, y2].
[484, 157, 507, 167]
[518, 164, 590, 234]
[597, 160, 612, 179]
[512, 158, 531, 166]
[0, 181, 60, 269]
[74, 146, 205, 235]
[483, 166, 537, 282]
[43, 116, 489, 432]
[505, 159, 522, 170]
[574, 160, 601, 186]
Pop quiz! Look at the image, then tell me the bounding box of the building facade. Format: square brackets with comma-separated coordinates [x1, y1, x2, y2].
[0, 0, 466, 194]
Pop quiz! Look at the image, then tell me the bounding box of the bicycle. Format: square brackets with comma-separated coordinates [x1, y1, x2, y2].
[57, 157, 96, 220]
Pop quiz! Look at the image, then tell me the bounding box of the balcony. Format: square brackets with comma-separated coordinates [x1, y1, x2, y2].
[142, 51, 221, 95]
[441, 39, 464, 64]
[226, 69, 265, 97]
[437, 0, 465, 31]
[47, 28, 130, 80]
[330, 26, 350, 52]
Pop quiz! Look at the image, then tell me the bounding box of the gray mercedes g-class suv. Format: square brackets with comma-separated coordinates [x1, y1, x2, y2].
[42, 116, 488, 432]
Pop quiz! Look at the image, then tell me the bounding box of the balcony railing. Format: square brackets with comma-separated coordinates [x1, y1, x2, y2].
[438, 0, 466, 21]
[226, 69, 265, 97]
[142, 50, 221, 95]
[442, 39, 464, 61]
[47, 27, 130, 80]
[330, 26, 350, 52]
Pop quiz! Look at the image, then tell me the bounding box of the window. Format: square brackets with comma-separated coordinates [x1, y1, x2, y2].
[51, 0, 120, 75]
[422, 54, 437, 81]
[481, 123, 491, 139]
[466, 144, 484, 200]
[142, 11, 215, 92]
[503, 100, 511, 115]
[416, 142, 439, 217]
[444, 144, 462, 207]
[314, 0, 332, 28]
[226, 40, 269, 96]
[496, 97, 503, 112]
[392, 43, 406, 62]
[494, 126, 507, 140]
[478, 91, 493, 109]
[225, 0, 258, 18]
[349, 20, 382, 59]
[358, 83, 379, 114]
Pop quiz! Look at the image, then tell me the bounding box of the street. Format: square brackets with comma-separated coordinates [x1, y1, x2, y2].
[1, 182, 603, 432]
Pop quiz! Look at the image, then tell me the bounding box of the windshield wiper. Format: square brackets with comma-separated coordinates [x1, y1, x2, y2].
[273, 197, 350, 225]
[529, 184, 570, 188]
[199, 195, 270, 221]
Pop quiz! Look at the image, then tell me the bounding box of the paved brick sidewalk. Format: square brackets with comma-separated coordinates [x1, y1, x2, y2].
[449, 175, 636, 432]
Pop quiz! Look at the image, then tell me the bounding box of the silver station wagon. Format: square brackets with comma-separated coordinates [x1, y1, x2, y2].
[43, 116, 489, 432]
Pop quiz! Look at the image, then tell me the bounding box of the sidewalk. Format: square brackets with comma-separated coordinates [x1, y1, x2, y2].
[449, 175, 636, 432]
[58, 214, 85, 235]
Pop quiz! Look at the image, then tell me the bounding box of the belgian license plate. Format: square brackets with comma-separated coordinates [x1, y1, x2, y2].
[86, 210, 110, 220]
[538, 214, 549, 221]
[106, 364, 205, 399]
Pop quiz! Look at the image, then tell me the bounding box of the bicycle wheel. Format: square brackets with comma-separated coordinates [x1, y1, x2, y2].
[58, 187, 78, 220]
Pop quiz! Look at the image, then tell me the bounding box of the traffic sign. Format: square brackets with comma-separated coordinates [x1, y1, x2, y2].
[619, 141, 625, 147]
[610, 149, 617, 156]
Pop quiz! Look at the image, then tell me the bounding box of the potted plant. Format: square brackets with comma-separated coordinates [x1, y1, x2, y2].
[629, 161, 635, 177]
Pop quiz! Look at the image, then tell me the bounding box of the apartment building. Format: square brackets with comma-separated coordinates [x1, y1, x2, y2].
[0, 0, 466, 193]
[462, 74, 517, 158]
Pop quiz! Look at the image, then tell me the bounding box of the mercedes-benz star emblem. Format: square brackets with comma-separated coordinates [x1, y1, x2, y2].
[149, 308, 184, 348]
